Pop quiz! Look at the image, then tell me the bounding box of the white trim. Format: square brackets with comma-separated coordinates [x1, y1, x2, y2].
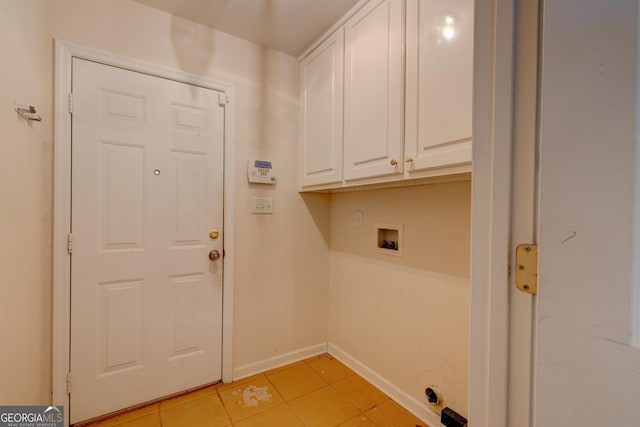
[508, 0, 541, 424]
[52, 40, 235, 427]
[469, 0, 516, 427]
[632, 0, 640, 347]
[222, 85, 235, 383]
[52, 40, 73, 425]
[297, 0, 369, 61]
[232, 343, 328, 381]
[328, 343, 441, 427]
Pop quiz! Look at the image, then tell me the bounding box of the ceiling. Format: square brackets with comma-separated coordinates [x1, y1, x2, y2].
[133, 0, 361, 57]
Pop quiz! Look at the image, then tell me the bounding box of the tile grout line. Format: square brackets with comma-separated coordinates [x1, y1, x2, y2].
[268, 358, 343, 427]
[302, 355, 373, 426]
[91, 355, 423, 427]
[213, 386, 233, 426]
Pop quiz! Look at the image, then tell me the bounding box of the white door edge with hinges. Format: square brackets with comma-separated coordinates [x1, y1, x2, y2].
[468, 0, 517, 426]
[52, 40, 235, 427]
[533, 1, 640, 425]
[474, 0, 640, 425]
[505, 0, 541, 424]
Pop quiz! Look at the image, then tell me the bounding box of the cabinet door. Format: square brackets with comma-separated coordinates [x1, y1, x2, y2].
[299, 29, 344, 188]
[343, 0, 405, 181]
[405, 0, 473, 171]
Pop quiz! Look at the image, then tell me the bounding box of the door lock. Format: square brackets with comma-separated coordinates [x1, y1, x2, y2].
[209, 249, 221, 261]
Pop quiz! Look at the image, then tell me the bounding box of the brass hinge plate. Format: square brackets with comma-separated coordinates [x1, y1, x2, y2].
[515, 244, 538, 295]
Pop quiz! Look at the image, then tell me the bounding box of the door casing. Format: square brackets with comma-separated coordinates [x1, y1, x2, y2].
[52, 39, 236, 427]
[469, 0, 522, 426]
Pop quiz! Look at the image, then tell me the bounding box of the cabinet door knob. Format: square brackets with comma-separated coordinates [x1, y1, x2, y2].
[390, 159, 398, 166]
[406, 157, 414, 163]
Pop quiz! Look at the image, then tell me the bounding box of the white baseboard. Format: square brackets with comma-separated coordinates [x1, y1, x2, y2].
[328, 343, 442, 427]
[232, 342, 328, 381]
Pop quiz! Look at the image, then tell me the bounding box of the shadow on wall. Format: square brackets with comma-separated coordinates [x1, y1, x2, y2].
[169, 0, 283, 158]
[300, 193, 331, 246]
[168, 0, 235, 78]
[169, 0, 256, 76]
[170, 14, 216, 78]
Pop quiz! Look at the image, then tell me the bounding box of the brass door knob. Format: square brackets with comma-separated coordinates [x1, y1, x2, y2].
[406, 157, 414, 163]
[209, 249, 221, 261]
[390, 159, 398, 166]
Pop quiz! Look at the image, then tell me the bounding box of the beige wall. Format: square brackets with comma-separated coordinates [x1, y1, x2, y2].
[0, 0, 49, 405]
[0, 0, 329, 403]
[328, 182, 471, 416]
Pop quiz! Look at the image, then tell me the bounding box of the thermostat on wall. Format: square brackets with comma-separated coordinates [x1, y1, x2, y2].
[247, 159, 277, 184]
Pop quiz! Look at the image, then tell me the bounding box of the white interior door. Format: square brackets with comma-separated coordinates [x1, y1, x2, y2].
[534, 1, 640, 425]
[70, 58, 224, 423]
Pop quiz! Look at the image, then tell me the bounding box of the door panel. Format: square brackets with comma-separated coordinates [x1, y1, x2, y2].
[299, 28, 344, 187]
[535, 1, 640, 425]
[70, 58, 224, 423]
[405, 0, 473, 171]
[100, 142, 144, 249]
[343, 0, 404, 180]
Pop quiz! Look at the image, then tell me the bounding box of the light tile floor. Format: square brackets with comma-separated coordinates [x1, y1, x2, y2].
[85, 354, 427, 427]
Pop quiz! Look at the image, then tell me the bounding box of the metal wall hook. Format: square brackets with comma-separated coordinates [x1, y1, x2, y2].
[15, 101, 42, 122]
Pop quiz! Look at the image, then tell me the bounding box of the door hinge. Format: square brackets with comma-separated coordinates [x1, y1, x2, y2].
[66, 372, 72, 394]
[218, 93, 229, 106]
[67, 233, 73, 254]
[515, 244, 538, 295]
[68, 93, 74, 114]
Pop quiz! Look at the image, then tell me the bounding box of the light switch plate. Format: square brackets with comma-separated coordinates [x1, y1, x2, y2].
[252, 197, 273, 214]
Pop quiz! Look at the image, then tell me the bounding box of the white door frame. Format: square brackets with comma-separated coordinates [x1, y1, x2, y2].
[52, 40, 235, 426]
[469, 0, 520, 426]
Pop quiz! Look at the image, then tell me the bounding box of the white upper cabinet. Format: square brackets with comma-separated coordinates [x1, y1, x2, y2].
[405, 0, 473, 171]
[298, 0, 473, 191]
[299, 28, 345, 187]
[343, 0, 405, 181]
